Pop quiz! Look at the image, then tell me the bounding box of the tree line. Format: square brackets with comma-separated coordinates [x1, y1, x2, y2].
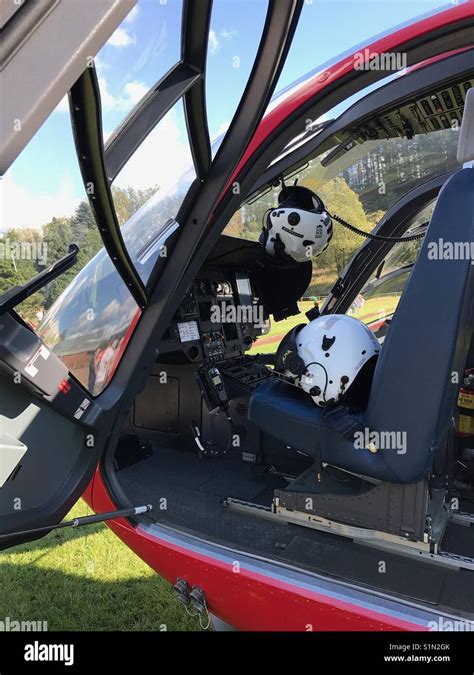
[0, 186, 155, 325]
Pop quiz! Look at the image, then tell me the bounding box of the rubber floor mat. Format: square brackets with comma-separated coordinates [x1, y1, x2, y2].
[198, 475, 266, 500]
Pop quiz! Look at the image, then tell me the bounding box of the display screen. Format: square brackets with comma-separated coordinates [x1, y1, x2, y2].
[223, 322, 239, 341]
[177, 321, 200, 342]
[236, 273, 252, 307]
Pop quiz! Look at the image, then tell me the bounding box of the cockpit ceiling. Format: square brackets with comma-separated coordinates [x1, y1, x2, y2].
[324, 76, 473, 166]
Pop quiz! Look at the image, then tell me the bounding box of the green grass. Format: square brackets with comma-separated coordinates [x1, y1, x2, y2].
[249, 300, 314, 355]
[0, 500, 201, 631]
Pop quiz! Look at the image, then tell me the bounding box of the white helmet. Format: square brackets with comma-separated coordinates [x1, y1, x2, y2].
[261, 182, 333, 264]
[276, 314, 380, 407]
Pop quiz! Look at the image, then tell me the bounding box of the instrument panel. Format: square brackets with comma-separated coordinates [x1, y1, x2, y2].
[158, 271, 264, 364]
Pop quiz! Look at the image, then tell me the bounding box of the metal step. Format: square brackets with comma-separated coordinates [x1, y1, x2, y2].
[451, 510, 474, 527]
[223, 497, 474, 572]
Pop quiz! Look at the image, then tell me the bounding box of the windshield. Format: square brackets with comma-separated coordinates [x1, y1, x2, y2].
[37, 112, 460, 396]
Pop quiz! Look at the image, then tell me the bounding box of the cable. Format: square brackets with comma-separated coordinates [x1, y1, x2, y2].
[191, 421, 206, 453]
[224, 409, 234, 454]
[191, 408, 234, 458]
[330, 212, 425, 243]
[302, 360, 330, 404]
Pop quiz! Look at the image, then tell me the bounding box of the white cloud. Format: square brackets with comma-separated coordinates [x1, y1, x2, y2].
[97, 76, 118, 110]
[220, 29, 237, 40]
[49, 76, 149, 117]
[208, 28, 237, 56]
[208, 30, 219, 56]
[216, 120, 231, 135]
[123, 81, 148, 106]
[210, 119, 231, 142]
[94, 54, 108, 72]
[54, 76, 147, 116]
[107, 27, 135, 47]
[114, 108, 191, 193]
[97, 77, 147, 114]
[55, 95, 70, 113]
[125, 5, 139, 23]
[1, 174, 81, 231]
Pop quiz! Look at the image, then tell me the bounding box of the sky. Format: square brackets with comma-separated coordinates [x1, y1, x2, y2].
[1, 0, 457, 232]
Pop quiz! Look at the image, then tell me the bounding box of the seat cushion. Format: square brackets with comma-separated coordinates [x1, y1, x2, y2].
[249, 379, 322, 455]
[249, 380, 396, 481]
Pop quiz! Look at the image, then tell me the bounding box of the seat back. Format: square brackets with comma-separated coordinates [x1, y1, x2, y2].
[363, 169, 473, 481]
[363, 90, 474, 482]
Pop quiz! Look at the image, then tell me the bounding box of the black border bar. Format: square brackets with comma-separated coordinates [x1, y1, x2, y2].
[69, 66, 148, 310]
[104, 62, 201, 183]
[182, 0, 213, 180]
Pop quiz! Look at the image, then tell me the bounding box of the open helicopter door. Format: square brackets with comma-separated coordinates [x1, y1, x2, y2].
[0, 0, 140, 549]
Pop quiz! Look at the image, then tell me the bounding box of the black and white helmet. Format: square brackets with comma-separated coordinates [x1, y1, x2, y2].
[262, 182, 333, 264]
[276, 314, 380, 408]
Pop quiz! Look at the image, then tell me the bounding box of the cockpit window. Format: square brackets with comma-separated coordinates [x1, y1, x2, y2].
[111, 100, 196, 282]
[96, 0, 183, 140]
[25, 1, 463, 397]
[38, 247, 140, 396]
[206, 0, 268, 153]
[348, 231, 426, 339]
[227, 127, 459, 298]
[346, 200, 433, 341]
[348, 269, 411, 342]
[1, 97, 88, 329]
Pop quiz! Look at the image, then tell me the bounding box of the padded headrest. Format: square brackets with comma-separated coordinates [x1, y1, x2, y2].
[457, 88, 474, 165]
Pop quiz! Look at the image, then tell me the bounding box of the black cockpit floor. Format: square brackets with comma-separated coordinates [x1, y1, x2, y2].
[117, 445, 474, 619]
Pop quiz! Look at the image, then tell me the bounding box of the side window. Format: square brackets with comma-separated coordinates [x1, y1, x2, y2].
[0, 98, 98, 329]
[206, 0, 268, 149]
[38, 250, 139, 396]
[110, 100, 196, 282]
[348, 225, 428, 340]
[96, 0, 183, 135]
[348, 270, 411, 341]
[1, 96, 141, 397]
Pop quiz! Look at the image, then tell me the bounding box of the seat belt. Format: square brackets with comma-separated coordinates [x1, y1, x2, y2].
[322, 404, 366, 441]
